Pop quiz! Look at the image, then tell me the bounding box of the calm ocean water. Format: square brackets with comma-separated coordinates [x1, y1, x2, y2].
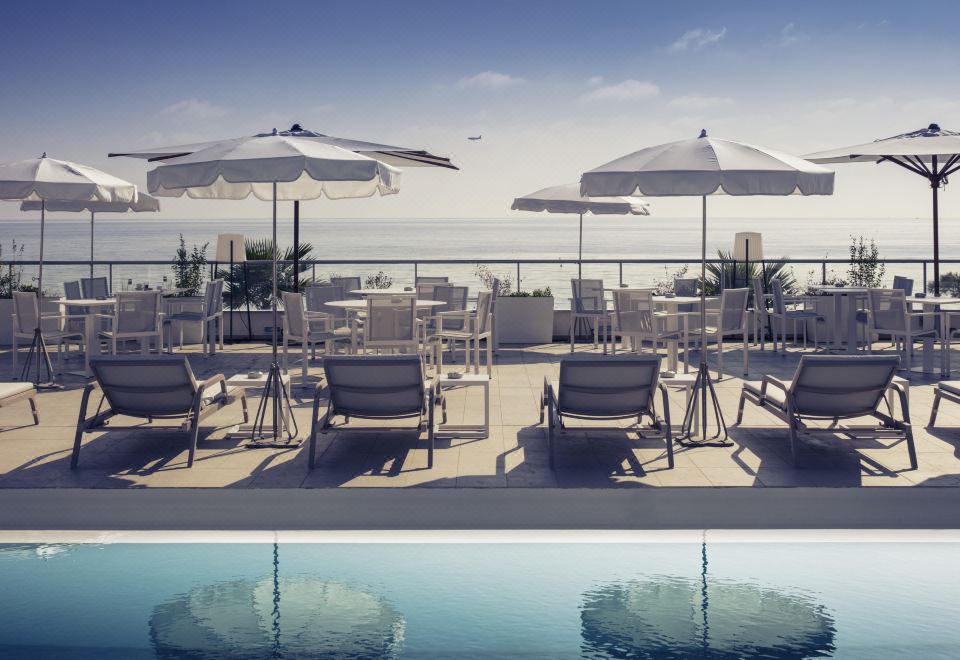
[0, 216, 955, 298]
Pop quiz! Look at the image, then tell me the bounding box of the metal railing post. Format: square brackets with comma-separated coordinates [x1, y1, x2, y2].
[821, 261, 826, 285]
[923, 262, 928, 293]
[414, 262, 418, 285]
[619, 262, 623, 286]
[109, 263, 113, 293]
[516, 262, 521, 291]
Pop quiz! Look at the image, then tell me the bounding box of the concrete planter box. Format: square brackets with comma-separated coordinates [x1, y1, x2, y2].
[496, 296, 554, 344]
[224, 310, 284, 341]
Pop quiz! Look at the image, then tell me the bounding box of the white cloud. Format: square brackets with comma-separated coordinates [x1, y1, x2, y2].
[586, 76, 604, 87]
[155, 98, 230, 121]
[669, 27, 727, 52]
[579, 79, 661, 103]
[778, 23, 806, 47]
[666, 95, 735, 111]
[455, 71, 525, 90]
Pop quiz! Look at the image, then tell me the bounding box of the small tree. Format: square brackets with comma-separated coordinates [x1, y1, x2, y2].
[847, 235, 885, 288]
[364, 271, 393, 289]
[171, 234, 209, 296]
[0, 239, 31, 298]
[474, 264, 512, 296]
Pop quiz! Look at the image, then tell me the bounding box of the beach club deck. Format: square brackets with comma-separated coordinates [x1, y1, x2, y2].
[2, 340, 958, 492]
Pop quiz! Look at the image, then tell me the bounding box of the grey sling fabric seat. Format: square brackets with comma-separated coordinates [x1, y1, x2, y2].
[735, 354, 915, 468]
[309, 355, 436, 469]
[72, 356, 248, 469]
[539, 354, 672, 469]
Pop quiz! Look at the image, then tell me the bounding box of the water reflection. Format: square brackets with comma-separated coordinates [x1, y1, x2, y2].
[581, 542, 836, 659]
[150, 543, 404, 659]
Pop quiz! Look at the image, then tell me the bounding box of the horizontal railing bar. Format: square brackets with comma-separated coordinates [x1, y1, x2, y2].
[10, 258, 960, 266]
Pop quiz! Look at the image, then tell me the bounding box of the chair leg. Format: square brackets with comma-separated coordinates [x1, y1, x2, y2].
[743, 331, 749, 376]
[928, 390, 942, 427]
[717, 336, 724, 381]
[788, 420, 801, 467]
[302, 341, 308, 383]
[187, 419, 199, 467]
[735, 390, 748, 424]
[486, 337, 492, 378]
[905, 425, 918, 470]
[11, 335, 17, 376]
[569, 314, 575, 353]
[547, 398, 556, 469]
[28, 394, 39, 425]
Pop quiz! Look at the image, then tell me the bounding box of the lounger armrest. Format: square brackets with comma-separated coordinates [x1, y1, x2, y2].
[759, 375, 789, 404]
[657, 381, 672, 429]
[200, 373, 228, 398]
[888, 381, 911, 424]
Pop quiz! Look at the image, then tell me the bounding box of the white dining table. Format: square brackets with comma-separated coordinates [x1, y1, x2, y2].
[906, 295, 960, 376]
[809, 286, 868, 354]
[325, 299, 445, 311]
[349, 288, 420, 297]
[58, 291, 194, 377]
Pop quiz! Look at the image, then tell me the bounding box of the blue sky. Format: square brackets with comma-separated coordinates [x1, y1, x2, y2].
[1, 0, 959, 219]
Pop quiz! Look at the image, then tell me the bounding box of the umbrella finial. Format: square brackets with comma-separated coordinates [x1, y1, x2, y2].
[271, 128, 278, 136]
[929, 123, 941, 133]
[40, 152, 46, 158]
[291, 123, 303, 132]
[698, 129, 708, 138]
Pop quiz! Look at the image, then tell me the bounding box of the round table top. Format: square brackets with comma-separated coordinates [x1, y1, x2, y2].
[56, 298, 116, 307]
[810, 286, 868, 294]
[325, 299, 444, 310]
[350, 288, 420, 296]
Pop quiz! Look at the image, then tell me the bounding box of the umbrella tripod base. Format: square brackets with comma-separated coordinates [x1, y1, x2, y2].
[236, 362, 300, 448]
[678, 362, 731, 447]
[18, 329, 59, 388]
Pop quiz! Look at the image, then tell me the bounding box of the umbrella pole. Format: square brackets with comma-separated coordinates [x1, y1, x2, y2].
[293, 201, 300, 292]
[246, 182, 299, 447]
[90, 211, 95, 280]
[23, 199, 56, 387]
[932, 155, 940, 295]
[680, 195, 729, 445]
[578, 212, 583, 281]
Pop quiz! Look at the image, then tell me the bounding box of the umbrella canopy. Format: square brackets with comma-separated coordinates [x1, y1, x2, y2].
[148, 132, 400, 200]
[581, 577, 836, 658]
[0, 155, 137, 204]
[0, 154, 138, 385]
[19, 192, 160, 213]
[581, 132, 833, 197]
[805, 123, 960, 294]
[511, 182, 649, 215]
[581, 130, 833, 443]
[147, 131, 400, 444]
[512, 182, 649, 279]
[112, 123, 457, 170]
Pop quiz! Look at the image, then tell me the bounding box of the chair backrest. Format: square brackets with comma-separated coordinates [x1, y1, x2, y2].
[90, 355, 199, 417]
[64, 281, 82, 300]
[476, 291, 493, 334]
[430, 283, 455, 311]
[718, 288, 749, 332]
[674, 278, 698, 297]
[867, 288, 908, 333]
[416, 283, 437, 301]
[770, 279, 787, 315]
[572, 279, 605, 313]
[330, 276, 362, 299]
[557, 354, 661, 418]
[114, 291, 161, 334]
[612, 289, 654, 333]
[281, 291, 306, 337]
[305, 285, 346, 320]
[203, 279, 224, 316]
[751, 276, 766, 311]
[365, 296, 418, 346]
[81, 276, 109, 299]
[788, 355, 899, 418]
[892, 276, 914, 296]
[448, 285, 469, 312]
[416, 276, 449, 285]
[12, 291, 38, 333]
[323, 355, 425, 418]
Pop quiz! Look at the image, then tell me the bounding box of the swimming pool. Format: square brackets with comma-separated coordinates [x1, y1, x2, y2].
[0, 532, 957, 658]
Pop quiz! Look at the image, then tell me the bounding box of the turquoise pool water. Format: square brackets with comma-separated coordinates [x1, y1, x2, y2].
[0, 538, 957, 658]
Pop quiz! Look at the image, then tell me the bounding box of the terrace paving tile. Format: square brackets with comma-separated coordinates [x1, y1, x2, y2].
[1, 341, 960, 491]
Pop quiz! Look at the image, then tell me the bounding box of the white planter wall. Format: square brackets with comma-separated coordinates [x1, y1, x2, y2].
[495, 297, 554, 344]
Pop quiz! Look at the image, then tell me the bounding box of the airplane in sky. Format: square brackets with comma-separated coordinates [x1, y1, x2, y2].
[468, 135, 482, 141]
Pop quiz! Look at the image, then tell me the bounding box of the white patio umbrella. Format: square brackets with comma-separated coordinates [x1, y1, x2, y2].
[147, 130, 400, 445]
[21, 192, 160, 279]
[0, 154, 137, 385]
[805, 123, 960, 294]
[112, 123, 457, 287]
[581, 130, 834, 443]
[511, 182, 650, 279]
